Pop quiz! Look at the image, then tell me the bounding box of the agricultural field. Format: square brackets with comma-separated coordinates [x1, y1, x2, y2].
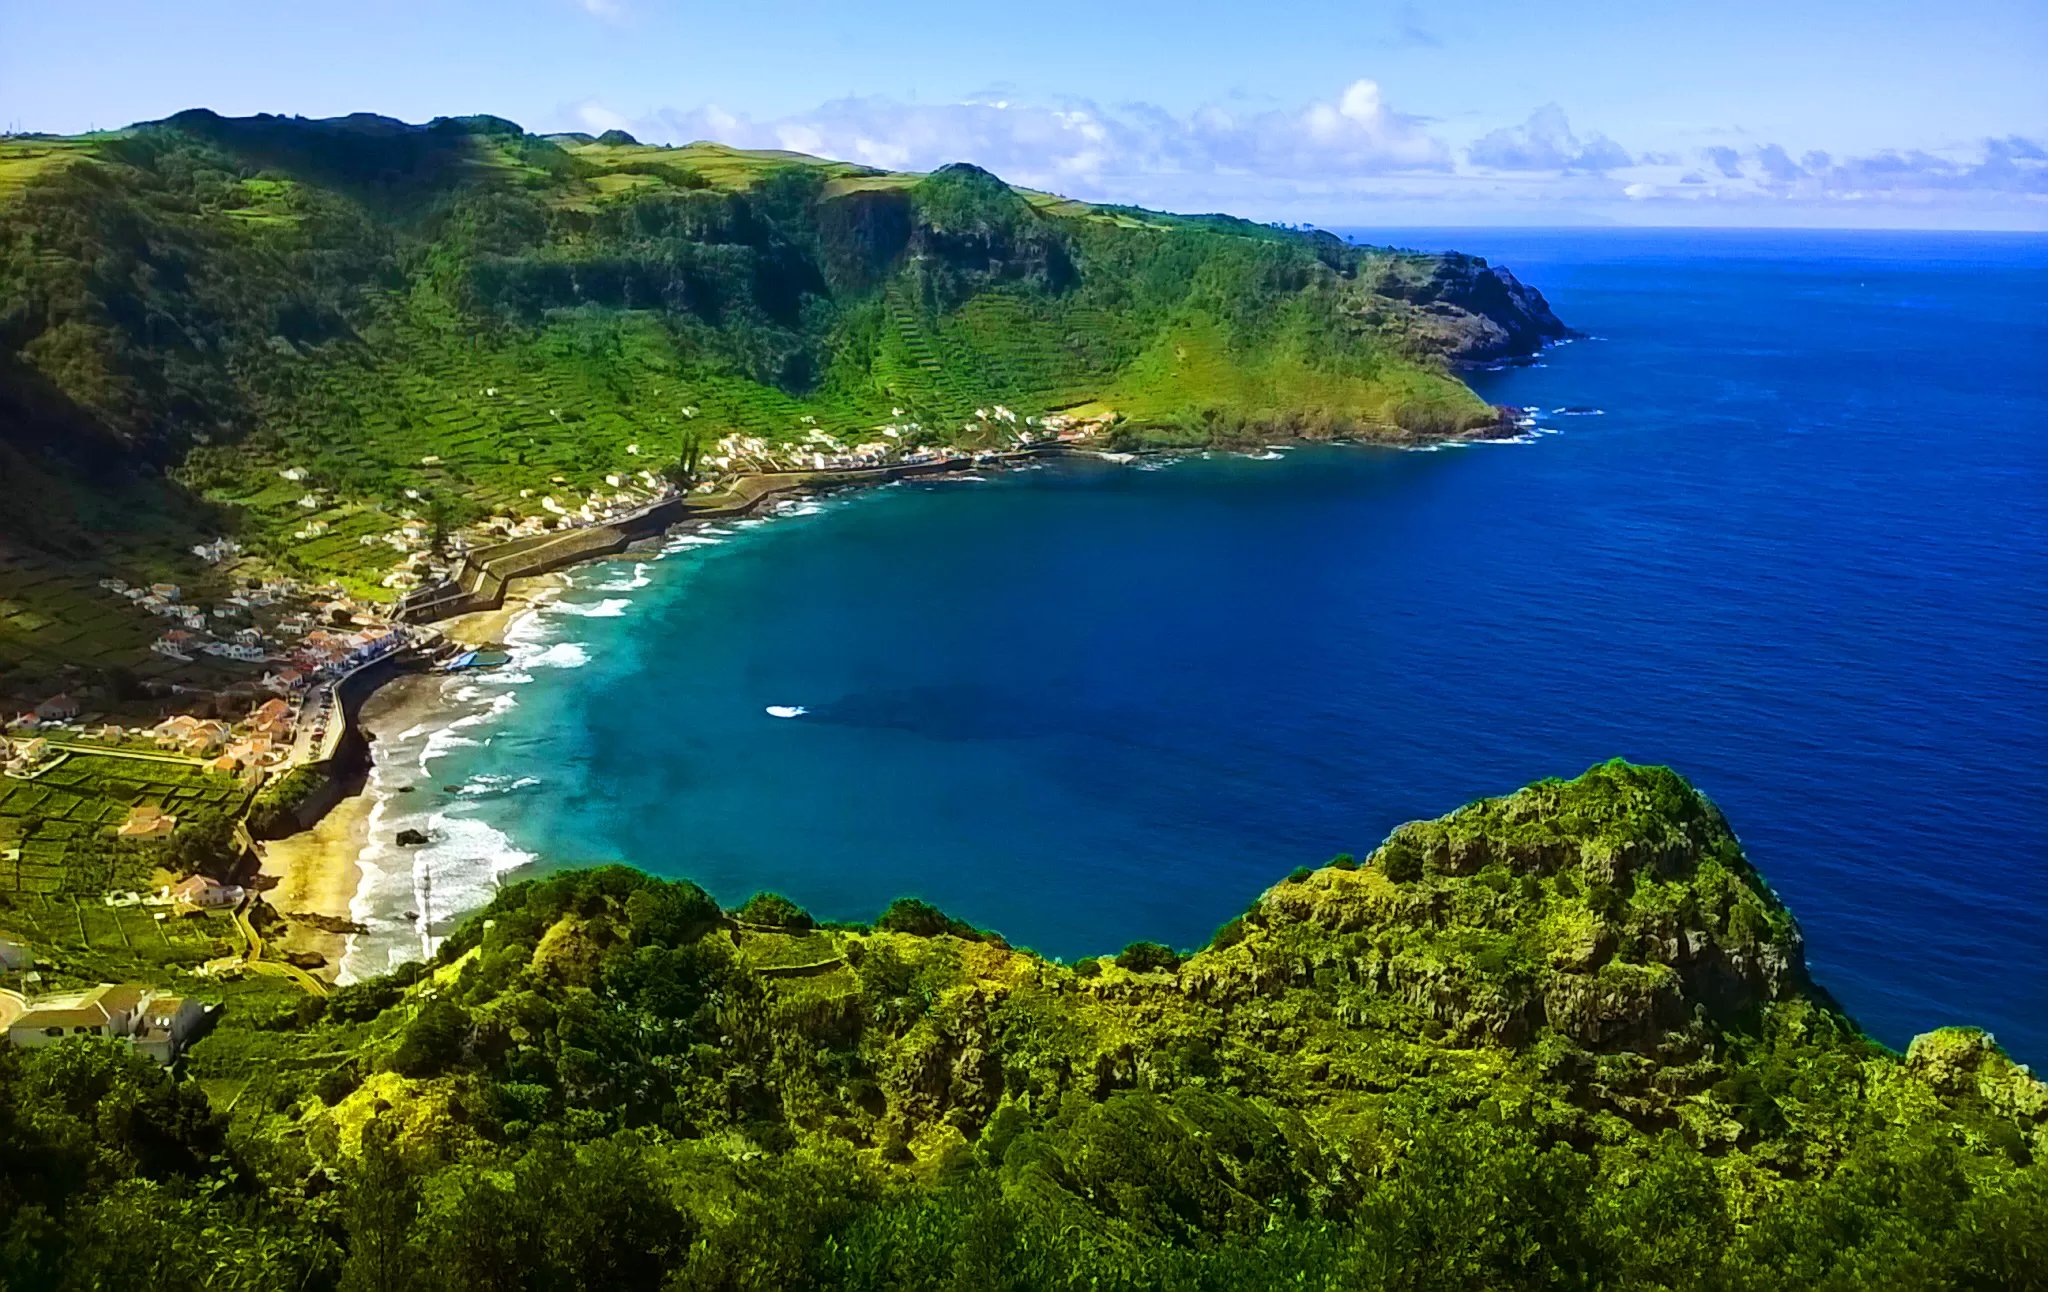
[185, 291, 1078, 596]
[0, 556, 159, 675]
[0, 134, 105, 200]
[0, 752, 247, 895]
[0, 890, 242, 985]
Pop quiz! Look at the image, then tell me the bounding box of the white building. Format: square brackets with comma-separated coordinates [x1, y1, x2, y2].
[5, 983, 207, 1064]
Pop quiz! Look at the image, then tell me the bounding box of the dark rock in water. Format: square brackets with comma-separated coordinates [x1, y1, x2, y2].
[288, 912, 368, 935]
[404, 910, 420, 922]
[442, 784, 461, 793]
[396, 828, 429, 847]
[284, 950, 327, 969]
[397, 785, 415, 794]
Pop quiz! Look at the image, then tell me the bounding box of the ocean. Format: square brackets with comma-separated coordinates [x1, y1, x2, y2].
[345, 228, 2048, 1065]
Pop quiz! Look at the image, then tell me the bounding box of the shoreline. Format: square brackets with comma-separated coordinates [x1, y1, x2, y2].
[260, 430, 1525, 981]
[258, 574, 569, 980]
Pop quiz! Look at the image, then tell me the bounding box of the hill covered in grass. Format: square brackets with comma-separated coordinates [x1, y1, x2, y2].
[2, 762, 2040, 1288]
[0, 110, 1563, 646]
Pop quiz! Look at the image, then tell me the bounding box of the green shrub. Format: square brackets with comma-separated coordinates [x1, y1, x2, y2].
[735, 891, 813, 930]
[388, 997, 471, 1077]
[1115, 941, 1181, 974]
[1379, 840, 1424, 883]
[876, 897, 983, 940]
[1209, 917, 1247, 952]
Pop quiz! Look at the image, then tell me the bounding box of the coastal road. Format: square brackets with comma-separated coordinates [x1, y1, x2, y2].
[232, 899, 329, 998]
[41, 740, 206, 768]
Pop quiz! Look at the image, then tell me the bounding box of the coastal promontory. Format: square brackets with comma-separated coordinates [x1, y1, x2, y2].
[0, 761, 2040, 1286]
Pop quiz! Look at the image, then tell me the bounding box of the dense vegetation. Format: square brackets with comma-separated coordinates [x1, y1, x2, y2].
[3, 762, 2041, 1289]
[0, 111, 1562, 674]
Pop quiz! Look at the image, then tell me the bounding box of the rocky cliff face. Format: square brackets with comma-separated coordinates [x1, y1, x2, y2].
[1363, 251, 1574, 362]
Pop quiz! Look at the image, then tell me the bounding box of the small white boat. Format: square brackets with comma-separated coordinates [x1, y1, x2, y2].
[765, 705, 807, 719]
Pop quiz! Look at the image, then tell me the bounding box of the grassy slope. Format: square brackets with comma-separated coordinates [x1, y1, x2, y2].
[0, 115, 1547, 682]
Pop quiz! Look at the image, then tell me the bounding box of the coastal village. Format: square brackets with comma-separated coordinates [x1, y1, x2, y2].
[0, 403, 1117, 1058]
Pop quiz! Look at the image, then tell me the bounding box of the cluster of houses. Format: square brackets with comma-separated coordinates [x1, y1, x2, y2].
[0, 970, 211, 1065]
[148, 696, 294, 774]
[99, 575, 306, 665]
[4, 591, 411, 788]
[286, 622, 410, 679]
[1040, 409, 1117, 440]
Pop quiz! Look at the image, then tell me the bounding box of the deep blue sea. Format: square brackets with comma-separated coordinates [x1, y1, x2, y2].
[353, 228, 2048, 1064]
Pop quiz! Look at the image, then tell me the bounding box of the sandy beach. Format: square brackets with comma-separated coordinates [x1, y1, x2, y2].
[255, 572, 569, 978]
[258, 787, 372, 973]
[436, 571, 570, 649]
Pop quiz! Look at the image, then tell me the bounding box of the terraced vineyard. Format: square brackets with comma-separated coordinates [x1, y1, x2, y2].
[0, 892, 241, 977]
[0, 753, 247, 894]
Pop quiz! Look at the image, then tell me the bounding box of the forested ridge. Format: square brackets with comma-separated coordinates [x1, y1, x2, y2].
[2, 762, 2041, 1289]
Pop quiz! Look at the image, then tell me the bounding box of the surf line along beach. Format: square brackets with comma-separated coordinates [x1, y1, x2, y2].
[264, 416, 1543, 981]
[263, 443, 1094, 980]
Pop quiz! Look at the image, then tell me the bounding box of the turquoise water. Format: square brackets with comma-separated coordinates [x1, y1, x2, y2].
[351, 229, 2048, 1064]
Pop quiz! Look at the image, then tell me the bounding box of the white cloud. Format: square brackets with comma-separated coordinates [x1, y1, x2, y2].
[560, 85, 2045, 228]
[644, 79, 1452, 197]
[574, 101, 633, 135]
[1618, 137, 2048, 207]
[1468, 105, 1631, 173]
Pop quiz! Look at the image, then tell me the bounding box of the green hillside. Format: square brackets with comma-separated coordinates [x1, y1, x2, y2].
[2, 763, 2040, 1288]
[0, 111, 1564, 679]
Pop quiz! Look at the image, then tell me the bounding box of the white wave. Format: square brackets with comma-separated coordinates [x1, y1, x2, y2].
[448, 691, 518, 732]
[595, 562, 653, 591]
[525, 641, 590, 670]
[451, 773, 542, 797]
[550, 597, 632, 619]
[1242, 451, 1285, 461]
[418, 730, 480, 772]
[766, 705, 807, 718]
[663, 534, 726, 551]
[503, 606, 555, 648]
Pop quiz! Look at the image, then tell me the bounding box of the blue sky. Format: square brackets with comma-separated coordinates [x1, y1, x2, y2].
[4, 0, 2044, 227]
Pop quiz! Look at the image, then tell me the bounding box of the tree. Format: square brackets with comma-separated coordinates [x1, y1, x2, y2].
[339, 1121, 422, 1292]
[737, 891, 813, 929]
[663, 427, 704, 490]
[1114, 941, 1181, 974]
